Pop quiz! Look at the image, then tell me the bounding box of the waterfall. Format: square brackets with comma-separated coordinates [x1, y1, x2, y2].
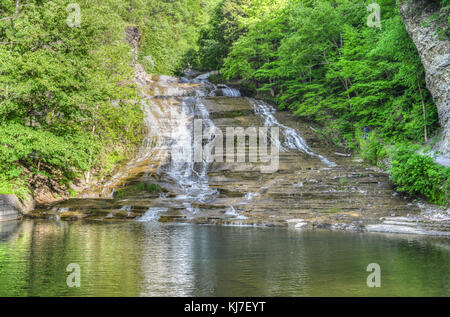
[99, 71, 334, 220]
[162, 98, 218, 202]
[34, 71, 433, 234]
[221, 87, 241, 97]
[100, 70, 220, 200]
[105, 73, 334, 202]
[247, 98, 336, 167]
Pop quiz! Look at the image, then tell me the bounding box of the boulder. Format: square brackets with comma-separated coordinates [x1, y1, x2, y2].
[0, 194, 34, 222]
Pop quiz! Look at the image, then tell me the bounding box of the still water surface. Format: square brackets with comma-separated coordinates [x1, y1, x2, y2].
[0, 220, 449, 296]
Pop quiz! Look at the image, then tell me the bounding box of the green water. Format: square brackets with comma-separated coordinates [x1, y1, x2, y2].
[0, 220, 449, 296]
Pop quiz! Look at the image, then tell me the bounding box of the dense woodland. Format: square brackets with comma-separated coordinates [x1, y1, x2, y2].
[0, 0, 449, 205]
[0, 0, 215, 199]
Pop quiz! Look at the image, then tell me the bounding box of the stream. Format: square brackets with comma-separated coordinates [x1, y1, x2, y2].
[1, 220, 449, 296]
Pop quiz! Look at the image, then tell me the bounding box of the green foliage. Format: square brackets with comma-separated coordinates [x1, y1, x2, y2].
[208, 72, 226, 83]
[440, 0, 450, 39]
[424, 0, 450, 39]
[360, 132, 387, 166]
[0, 174, 30, 200]
[390, 146, 450, 205]
[114, 182, 164, 199]
[0, 0, 146, 197]
[0, 122, 100, 179]
[188, 0, 252, 70]
[339, 177, 348, 185]
[127, 0, 220, 74]
[0, 0, 217, 198]
[202, 0, 439, 147]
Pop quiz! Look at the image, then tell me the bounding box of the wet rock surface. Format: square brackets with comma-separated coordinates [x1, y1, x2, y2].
[30, 72, 450, 236]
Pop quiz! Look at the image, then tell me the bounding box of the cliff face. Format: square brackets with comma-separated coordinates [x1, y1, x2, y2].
[399, 0, 450, 158]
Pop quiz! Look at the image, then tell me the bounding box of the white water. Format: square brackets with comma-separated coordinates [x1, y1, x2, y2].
[137, 207, 169, 222]
[157, 76, 241, 202]
[225, 206, 247, 220]
[221, 87, 241, 97]
[247, 98, 336, 167]
[101, 73, 220, 202]
[148, 74, 335, 211]
[192, 72, 241, 97]
[162, 98, 218, 202]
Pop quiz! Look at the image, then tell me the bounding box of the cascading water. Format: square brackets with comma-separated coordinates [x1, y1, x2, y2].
[191, 72, 241, 97]
[247, 98, 336, 167]
[137, 207, 168, 222]
[100, 70, 223, 201]
[34, 70, 436, 234]
[221, 87, 241, 97]
[103, 71, 336, 220]
[162, 97, 218, 202]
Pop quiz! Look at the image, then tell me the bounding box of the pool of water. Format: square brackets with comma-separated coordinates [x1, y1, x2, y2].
[0, 220, 449, 296]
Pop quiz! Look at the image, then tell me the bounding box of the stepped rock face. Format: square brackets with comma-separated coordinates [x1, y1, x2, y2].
[399, 0, 450, 157]
[30, 73, 450, 234]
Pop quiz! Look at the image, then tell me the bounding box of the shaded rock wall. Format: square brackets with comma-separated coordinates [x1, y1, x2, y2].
[125, 26, 141, 64]
[0, 194, 34, 222]
[399, 0, 450, 157]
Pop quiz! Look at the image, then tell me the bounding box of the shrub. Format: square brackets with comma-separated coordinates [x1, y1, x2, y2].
[360, 131, 387, 166]
[114, 182, 164, 199]
[390, 145, 450, 205]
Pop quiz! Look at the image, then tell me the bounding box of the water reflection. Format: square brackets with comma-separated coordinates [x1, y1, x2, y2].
[0, 220, 20, 241]
[0, 220, 449, 296]
[140, 224, 195, 296]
